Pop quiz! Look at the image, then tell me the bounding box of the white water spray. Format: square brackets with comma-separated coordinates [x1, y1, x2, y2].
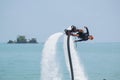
[70, 37, 88, 80]
[64, 35, 88, 80]
[41, 30, 88, 80]
[41, 32, 63, 80]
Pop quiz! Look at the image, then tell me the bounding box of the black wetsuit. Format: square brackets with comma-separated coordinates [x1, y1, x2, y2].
[76, 27, 89, 42]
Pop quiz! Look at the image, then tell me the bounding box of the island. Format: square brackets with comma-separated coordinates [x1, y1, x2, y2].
[8, 35, 38, 44]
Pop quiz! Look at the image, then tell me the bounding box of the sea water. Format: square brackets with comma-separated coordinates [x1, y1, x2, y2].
[0, 42, 120, 80]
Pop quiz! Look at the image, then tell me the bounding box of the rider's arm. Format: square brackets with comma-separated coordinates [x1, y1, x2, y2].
[84, 26, 89, 35]
[74, 39, 84, 42]
[75, 39, 88, 42]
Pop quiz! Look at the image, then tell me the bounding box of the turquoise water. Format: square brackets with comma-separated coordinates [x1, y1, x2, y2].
[0, 44, 42, 80]
[0, 42, 120, 80]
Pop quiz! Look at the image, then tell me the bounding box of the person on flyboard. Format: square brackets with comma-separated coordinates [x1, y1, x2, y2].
[65, 25, 94, 42]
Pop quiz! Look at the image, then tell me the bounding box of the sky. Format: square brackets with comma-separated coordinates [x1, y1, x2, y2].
[0, 0, 120, 43]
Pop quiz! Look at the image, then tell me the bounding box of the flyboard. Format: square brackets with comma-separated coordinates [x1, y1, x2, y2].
[67, 35, 74, 80]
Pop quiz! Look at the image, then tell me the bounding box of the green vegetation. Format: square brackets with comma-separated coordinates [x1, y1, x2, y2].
[17, 36, 27, 43]
[8, 35, 38, 44]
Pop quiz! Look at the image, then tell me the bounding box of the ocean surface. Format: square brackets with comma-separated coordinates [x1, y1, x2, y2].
[0, 42, 120, 80]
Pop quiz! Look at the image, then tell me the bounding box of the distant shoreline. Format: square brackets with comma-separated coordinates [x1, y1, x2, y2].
[7, 42, 38, 44]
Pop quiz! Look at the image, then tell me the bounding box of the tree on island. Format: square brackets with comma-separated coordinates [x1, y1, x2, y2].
[17, 36, 27, 43]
